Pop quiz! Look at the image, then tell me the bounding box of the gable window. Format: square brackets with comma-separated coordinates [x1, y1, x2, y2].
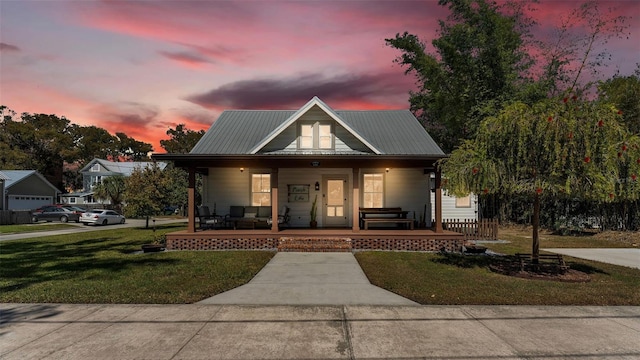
[251, 173, 271, 206]
[90, 163, 100, 172]
[298, 122, 333, 150]
[363, 173, 384, 208]
[455, 195, 471, 208]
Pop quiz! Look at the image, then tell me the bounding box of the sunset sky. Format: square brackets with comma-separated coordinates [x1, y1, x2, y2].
[1, 0, 638, 153]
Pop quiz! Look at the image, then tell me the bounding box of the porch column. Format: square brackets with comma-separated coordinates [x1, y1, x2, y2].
[187, 167, 196, 233]
[352, 167, 360, 231]
[271, 168, 279, 232]
[434, 168, 443, 233]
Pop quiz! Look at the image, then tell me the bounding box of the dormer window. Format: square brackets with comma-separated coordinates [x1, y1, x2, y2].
[298, 122, 333, 150]
[90, 164, 100, 172]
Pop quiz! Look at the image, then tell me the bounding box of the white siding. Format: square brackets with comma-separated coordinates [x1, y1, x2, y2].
[429, 177, 478, 221]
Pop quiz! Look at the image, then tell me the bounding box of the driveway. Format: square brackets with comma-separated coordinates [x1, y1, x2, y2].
[543, 248, 640, 269]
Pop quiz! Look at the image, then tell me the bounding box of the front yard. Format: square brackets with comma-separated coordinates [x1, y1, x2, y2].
[1, 224, 638, 305]
[356, 227, 640, 305]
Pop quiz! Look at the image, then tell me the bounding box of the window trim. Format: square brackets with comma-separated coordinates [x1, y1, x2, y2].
[250, 172, 271, 206]
[455, 195, 472, 208]
[297, 122, 334, 150]
[362, 172, 384, 208]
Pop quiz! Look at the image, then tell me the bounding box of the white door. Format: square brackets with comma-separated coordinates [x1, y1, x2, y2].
[323, 176, 348, 227]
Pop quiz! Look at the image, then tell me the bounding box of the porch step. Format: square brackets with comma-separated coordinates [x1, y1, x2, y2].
[278, 237, 352, 252]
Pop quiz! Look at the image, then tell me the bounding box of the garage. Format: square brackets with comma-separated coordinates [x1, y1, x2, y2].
[8, 195, 53, 211]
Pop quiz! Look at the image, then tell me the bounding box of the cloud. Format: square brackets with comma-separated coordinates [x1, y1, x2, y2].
[0, 42, 20, 52]
[158, 50, 212, 68]
[186, 71, 415, 111]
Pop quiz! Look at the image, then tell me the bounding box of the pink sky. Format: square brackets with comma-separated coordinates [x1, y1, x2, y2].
[1, 0, 638, 153]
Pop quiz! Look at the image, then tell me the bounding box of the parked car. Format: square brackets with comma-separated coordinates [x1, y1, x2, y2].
[80, 209, 125, 226]
[62, 205, 88, 216]
[31, 205, 80, 223]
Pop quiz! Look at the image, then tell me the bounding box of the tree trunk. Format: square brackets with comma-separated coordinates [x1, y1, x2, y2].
[532, 193, 540, 264]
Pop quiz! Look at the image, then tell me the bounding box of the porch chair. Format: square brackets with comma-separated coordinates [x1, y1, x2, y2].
[267, 205, 290, 227]
[197, 205, 221, 229]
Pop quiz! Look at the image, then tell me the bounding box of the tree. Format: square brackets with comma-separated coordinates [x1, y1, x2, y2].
[441, 96, 639, 260]
[597, 69, 640, 135]
[160, 124, 205, 154]
[92, 175, 126, 210]
[124, 163, 167, 225]
[385, 0, 533, 152]
[114, 132, 153, 161]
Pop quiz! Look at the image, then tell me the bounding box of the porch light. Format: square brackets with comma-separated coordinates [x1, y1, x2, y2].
[315, 181, 320, 191]
[240, 168, 244, 172]
[385, 168, 390, 173]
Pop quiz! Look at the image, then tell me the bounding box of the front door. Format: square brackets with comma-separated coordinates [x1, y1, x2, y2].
[323, 175, 348, 227]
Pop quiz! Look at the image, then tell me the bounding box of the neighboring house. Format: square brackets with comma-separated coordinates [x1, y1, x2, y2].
[155, 96, 454, 236]
[1, 170, 60, 210]
[60, 159, 167, 205]
[0, 171, 9, 210]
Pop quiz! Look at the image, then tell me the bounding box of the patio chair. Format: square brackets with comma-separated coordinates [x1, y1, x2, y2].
[267, 205, 290, 227]
[197, 205, 221, 229]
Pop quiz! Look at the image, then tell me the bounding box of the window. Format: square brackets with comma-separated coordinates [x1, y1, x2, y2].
[455, 195, 471, 208]
[69, 197, 76, 204]
[298, 122, 333, 150]
[363, 173, 384, 208]
[90, 163, 100, 172]
[251, 173, 271, 206]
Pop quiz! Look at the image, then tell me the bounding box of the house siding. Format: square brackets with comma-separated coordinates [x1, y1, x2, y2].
[430, 190, 478, 221]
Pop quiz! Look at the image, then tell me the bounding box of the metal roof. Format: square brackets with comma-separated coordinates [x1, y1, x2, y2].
[190, 99, 445, 157]
[79, 159, 168, 175]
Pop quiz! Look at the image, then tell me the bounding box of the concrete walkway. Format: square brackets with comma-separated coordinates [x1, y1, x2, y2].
[544, 248, 640, 269]
[2, 304, 639, 359]
[199, 252, 418, 305]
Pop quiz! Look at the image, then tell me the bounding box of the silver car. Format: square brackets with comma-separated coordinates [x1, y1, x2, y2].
[80, 209, 125, 226]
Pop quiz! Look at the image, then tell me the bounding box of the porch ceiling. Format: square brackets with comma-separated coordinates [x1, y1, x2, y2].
[152, 154, 444, 171]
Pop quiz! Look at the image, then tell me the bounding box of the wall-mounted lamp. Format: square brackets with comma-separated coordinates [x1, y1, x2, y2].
[240, 168, 244, 173]
[385, 168, 390, 173]
[315, 181, 320, 191]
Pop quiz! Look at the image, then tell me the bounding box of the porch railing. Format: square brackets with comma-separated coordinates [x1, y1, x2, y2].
[442, 218, 499, 241]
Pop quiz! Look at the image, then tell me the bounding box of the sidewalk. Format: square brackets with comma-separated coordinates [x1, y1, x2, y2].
[198, 252, 418, 305]
[2, 304, 639, 359]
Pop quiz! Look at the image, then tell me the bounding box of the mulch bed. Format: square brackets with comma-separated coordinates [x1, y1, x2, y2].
[489, 257, 591, 283]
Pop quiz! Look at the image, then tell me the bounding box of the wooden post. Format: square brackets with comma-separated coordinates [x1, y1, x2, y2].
[187, 167, 196, 233]
[352, 167, 360, 231]
[271, 169, 279, 233]
[434, 168, 443, 233]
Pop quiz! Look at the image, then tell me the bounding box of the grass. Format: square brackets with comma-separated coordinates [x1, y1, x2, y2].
[0, 223, 79, 234]
[355, 227, 640, 305]
[0, 223, 274, 303]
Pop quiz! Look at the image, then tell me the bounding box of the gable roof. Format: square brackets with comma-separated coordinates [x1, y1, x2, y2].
[79, 159, 167, 175]
[0, 171, 9, 181]
[190, 97, 445, 156]
[1, 170, 60, 192]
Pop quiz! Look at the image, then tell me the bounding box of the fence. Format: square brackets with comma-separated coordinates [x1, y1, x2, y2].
[0, 210, 33, 225]
[443, 218, 499, 241]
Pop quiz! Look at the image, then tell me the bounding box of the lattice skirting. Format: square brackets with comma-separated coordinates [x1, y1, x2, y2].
[166, 235, 464, 252]
[351, 238, 464, 252]
[166, 237, 277, 251]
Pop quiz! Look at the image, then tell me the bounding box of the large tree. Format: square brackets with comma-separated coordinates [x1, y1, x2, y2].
[441, 96, 639, 260]
[386, 0, 533, 152]
[93, 175, 126, 210]
[160, 124, 205, 154]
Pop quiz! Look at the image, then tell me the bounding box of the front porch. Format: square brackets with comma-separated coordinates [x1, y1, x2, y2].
[166, 227, 465, 252]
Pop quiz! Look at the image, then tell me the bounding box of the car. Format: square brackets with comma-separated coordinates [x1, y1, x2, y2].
[80, 209, 125, 226]
[31, 205, 80, 223]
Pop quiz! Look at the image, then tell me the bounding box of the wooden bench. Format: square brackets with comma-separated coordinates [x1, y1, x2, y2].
[515, 253, 568, 272]
[362, 218, 414, 230]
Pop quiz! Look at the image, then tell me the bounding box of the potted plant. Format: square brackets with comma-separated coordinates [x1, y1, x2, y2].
[310, 194, 318, 228]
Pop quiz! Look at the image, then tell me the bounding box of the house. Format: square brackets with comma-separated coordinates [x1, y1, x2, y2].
[60, 159, 167, 205]
[1, 170, 60, 210]
[0, 171, 8, 210]
[153, 96, 465, 251]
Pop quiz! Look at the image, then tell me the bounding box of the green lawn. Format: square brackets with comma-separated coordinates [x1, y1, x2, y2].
[355, 227, 640, 305]
[1, 223, 79, 234]
[0, 224, 274, 303]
